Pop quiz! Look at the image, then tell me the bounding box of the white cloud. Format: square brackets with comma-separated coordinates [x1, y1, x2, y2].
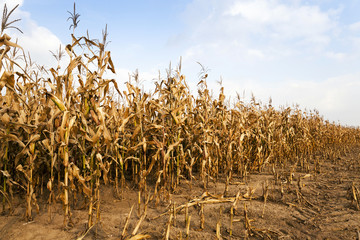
[18, 24, 62, 66]
[183, 0, 339, 54]
[221, 73, 360, 126]
[325, 51, 346, 61]
[225, 0, 339, 44]
[349, 21, 360, 32]
[247, 48, 265, 59]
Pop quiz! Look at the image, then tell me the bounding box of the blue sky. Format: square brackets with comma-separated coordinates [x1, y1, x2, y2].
[2, 0, 360, 126]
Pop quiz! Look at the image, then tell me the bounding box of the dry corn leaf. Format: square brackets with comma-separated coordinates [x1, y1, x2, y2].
[0, 34, 22, 49]
[46, 92, 67, 112]
[0, 71, 14, 91]
[126, 234, 151, 240]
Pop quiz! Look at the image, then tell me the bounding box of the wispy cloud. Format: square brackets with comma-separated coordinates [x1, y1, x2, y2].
[348, 21, 360, 32]
[182, 0, 341, 60]
[225, 0, 336, 42]
[178, 0, 359, 125]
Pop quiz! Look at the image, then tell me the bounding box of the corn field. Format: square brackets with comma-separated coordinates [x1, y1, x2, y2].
[0, 3, 360, 238]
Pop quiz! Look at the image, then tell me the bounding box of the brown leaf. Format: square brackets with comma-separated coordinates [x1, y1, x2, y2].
[0, 71, 14, 91]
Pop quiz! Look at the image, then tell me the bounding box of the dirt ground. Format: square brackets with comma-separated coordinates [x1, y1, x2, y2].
[1, 148, 360, 240]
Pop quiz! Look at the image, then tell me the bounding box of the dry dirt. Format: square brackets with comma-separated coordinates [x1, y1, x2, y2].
[1, 148, 360, 240]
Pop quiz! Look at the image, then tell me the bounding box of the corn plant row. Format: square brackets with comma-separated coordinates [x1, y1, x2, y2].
[0, 30, 359, 229]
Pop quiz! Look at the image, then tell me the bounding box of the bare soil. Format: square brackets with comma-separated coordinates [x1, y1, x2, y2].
[1, 148, 360, 240]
